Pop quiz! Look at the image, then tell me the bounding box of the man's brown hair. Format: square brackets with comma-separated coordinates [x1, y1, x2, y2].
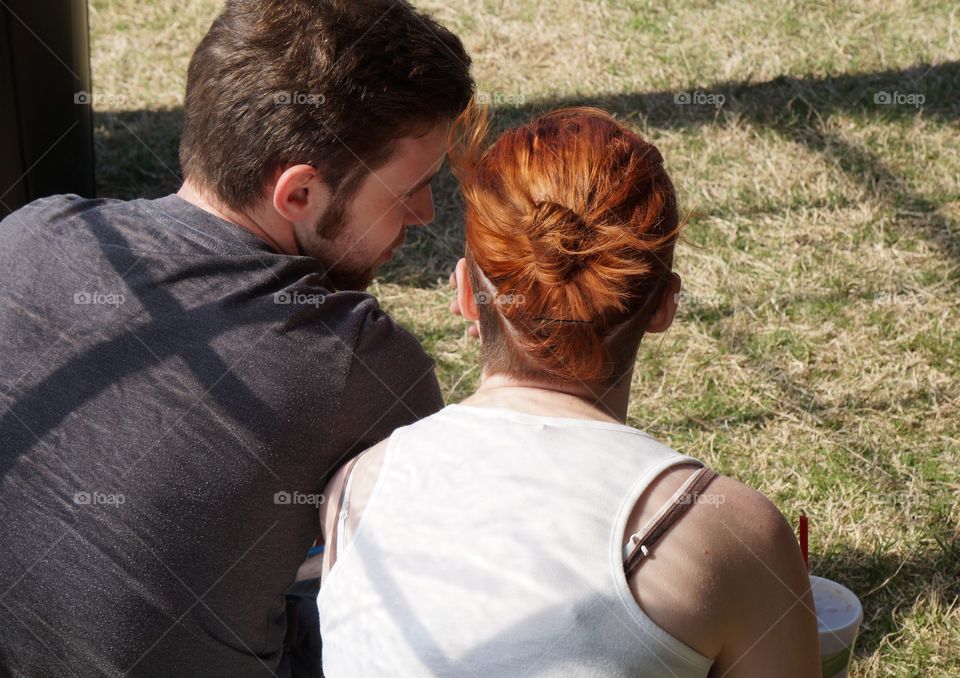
[179, 0, 473, 216]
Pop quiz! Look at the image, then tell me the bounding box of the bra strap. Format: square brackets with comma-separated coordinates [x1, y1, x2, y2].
[623, 466, 719, 577]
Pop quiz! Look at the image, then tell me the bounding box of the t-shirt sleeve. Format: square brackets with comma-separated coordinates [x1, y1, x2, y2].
[329, 297, 444, 461]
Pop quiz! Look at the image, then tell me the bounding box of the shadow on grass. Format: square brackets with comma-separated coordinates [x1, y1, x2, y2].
[94, 60, 960, 286]
[94, 107, 184, 200]
[814, 535, 960, 659]
[431, 59, 960, 285]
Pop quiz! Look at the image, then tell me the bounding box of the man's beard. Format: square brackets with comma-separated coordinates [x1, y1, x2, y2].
[302, 204, 379, 292]
[323, 263, 378, 292]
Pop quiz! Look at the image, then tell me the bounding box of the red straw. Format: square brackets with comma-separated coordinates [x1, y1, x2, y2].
[799, 514, 809, 571]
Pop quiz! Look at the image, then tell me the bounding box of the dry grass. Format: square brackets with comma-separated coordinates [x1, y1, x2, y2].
[90, 1, 959, 675]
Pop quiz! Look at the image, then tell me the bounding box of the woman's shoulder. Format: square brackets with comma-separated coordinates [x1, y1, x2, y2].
[623, 464, 808, 661]
[630, 463, 799, 562]
[319, 438, 392, 578]
[669, 469, 819, 675]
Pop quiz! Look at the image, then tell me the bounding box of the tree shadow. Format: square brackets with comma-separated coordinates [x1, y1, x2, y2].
[391, 59, 959, 285]
[92, 61, 959, 286]
[0, 209, 292, 477]
[94, 107, 184, 201]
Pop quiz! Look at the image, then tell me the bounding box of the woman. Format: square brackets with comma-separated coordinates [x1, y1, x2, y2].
[316, 106, 820, 677]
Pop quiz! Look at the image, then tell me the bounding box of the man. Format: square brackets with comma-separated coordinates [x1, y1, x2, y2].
[0, 0, 472, 675]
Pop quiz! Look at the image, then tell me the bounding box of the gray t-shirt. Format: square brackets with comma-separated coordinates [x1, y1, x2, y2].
[0, 194, 443, 676]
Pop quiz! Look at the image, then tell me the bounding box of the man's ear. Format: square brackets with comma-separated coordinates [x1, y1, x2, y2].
[645, 272, 682, 334]
[455, 258, 480, 322]
[272, 164, 332, 224]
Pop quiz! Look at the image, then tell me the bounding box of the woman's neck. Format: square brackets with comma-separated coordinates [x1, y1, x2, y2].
[463, 369, 635, 424]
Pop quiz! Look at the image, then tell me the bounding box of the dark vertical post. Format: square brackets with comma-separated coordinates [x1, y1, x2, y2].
[0, 0, 95, 218]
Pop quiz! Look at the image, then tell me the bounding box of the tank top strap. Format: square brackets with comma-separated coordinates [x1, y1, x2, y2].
[328, 454, 363, 569]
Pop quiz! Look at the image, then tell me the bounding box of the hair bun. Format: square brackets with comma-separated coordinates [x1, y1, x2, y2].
[526, 201, 595, 285]
[450, 104, 681, 384]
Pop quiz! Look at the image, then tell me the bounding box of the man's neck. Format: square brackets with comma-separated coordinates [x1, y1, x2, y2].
[176, 179, 299, 255]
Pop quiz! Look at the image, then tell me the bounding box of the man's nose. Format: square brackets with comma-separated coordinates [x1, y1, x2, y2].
[404, 185, 435, 227]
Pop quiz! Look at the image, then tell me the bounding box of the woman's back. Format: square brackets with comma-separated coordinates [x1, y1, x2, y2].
[319, 394, 818, 677]
[319, 403, 716, 677]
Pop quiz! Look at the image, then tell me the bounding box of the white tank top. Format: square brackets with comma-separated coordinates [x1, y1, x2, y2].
[318, 403, 716, 677]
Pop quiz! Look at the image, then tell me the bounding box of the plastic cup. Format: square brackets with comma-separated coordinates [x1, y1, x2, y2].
[810, 575, 863, 678]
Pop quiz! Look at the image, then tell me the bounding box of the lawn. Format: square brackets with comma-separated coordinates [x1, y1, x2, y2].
[89, 1, 959, 675]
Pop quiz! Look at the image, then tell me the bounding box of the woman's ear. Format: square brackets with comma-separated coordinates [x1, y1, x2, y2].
[645, 272, 682, 334]
[455, 258, 480, 322]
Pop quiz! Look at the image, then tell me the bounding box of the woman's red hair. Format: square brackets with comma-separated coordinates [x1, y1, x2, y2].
[449, 103, 682, 384]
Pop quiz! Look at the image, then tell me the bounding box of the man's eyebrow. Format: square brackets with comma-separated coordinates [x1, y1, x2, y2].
[403, 169, 440, 196]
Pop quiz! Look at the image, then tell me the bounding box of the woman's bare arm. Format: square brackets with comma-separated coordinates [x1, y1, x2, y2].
[707, 481, 821, 677]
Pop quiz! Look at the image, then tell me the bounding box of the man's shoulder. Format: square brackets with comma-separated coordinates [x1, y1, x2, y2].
[0, 194, 173, 261]
[324, 292, 443, 445]
[330, 292, 432, 365]
[1, 194, 118, 232]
